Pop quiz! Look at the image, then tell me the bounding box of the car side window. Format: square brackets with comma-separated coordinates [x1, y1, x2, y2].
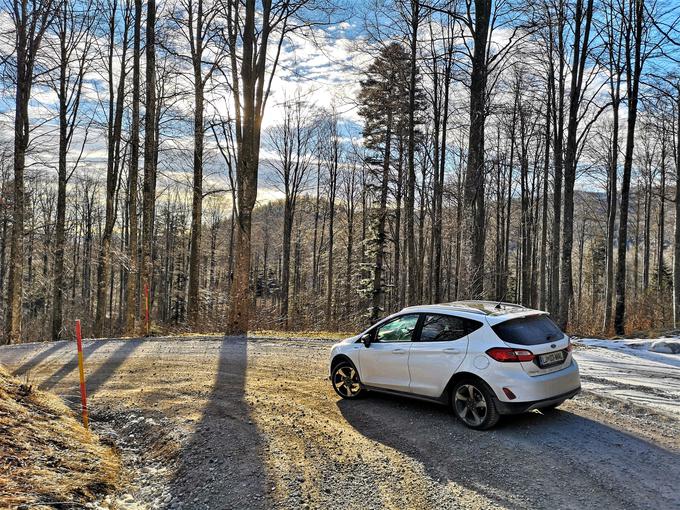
[419, 314, 469, 342]
[374, 314, 420, 343]
[465, 318, 483, 335]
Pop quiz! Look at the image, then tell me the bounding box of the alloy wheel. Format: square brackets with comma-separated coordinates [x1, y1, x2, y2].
[333, 365, 361, 398]
[454, 383, 488, 427]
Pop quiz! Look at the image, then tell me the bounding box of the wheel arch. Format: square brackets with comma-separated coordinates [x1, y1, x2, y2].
[330, 354, 358, 377]
[442, 371, 496, 400]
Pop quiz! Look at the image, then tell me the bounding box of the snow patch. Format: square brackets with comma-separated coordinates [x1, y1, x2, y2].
[572, 339, 680, 420]
[576, 338, 680, 368]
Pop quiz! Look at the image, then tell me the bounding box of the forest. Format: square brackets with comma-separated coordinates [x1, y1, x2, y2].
[0, 0, 679, 343]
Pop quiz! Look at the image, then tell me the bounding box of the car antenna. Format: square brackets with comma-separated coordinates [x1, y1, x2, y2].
[495, 291, 507, 310]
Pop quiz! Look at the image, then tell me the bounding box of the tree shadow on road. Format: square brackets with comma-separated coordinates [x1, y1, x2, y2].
[338, 392, 680, 510]
[167, 336, 270, 510]
[10, 341, 70, 377]
[85, 339, 144, 395]
[8, 339, 142, 398]
[40, 340, 112, 391]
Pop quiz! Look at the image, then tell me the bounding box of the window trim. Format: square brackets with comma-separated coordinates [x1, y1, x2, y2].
[414, 313, 483, 342]
[370, 313, 423, 344]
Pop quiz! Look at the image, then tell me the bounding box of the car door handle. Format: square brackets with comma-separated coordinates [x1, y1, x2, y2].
[392, 349, 407, 354]
[443, 348, 459, 354]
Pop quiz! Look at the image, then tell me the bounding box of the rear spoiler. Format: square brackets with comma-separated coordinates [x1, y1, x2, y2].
[484, 310, 549, 327]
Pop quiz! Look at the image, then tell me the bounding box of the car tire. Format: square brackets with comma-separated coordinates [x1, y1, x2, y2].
[451, 379, 499, 430]
[331, 361, 363, 399]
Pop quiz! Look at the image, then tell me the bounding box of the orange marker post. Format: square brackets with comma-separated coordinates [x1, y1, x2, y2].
[75, 320, 89, 429]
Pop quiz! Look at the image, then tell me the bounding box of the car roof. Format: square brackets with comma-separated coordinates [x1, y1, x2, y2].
[400, 300, 548, 325]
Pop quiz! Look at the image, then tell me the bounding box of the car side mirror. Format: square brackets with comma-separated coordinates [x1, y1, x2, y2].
[361, 333, 372, 347]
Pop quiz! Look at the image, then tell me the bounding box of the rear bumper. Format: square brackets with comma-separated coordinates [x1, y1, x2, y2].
[493, 386, 581, 415]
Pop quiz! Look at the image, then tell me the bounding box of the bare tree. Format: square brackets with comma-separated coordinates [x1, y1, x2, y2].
[266, 97, 314, 327]
[168, 0, 228, 323]
[557, 0, 595, 329]
[674, 80, 680, 327]
[222, 0, 321, 334]
[1, 0, 56, 344]
[125, 0, 142, 334]
[614, 0, 646, 335]
[600, 0, 624, 332]
[323, 107, 341, 326]
[94, 0, 132, 337]
[48, 0, 96, 340]
[141, 0, 157, 333]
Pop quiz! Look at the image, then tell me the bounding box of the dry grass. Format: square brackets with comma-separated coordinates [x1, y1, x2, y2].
[0, 365, 120, 509]
[250, 329, 353, 340]
[140, 327, 353, 341]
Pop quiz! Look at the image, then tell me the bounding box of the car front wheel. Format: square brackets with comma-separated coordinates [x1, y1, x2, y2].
[331, 362, 363, 399]
[452, 380, 499, 430]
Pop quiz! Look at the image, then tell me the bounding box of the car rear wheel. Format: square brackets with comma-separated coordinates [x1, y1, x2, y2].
[452, 380, 499, 430]
[331, 362, 363, 399]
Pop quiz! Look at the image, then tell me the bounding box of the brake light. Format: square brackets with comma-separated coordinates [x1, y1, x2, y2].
[486, 347, 534, 362]
[566, 339, 573, 352]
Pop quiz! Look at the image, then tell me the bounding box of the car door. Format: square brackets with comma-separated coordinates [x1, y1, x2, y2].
[358, 314, 420, 392]
[408, 314, 480, 398]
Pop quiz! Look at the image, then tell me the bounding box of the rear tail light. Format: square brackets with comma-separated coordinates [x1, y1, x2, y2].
[566, 339, 573, 352]
[486, 347, 534, 362]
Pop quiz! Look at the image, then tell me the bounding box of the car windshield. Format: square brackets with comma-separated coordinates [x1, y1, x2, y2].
[492, 315, 563, 346]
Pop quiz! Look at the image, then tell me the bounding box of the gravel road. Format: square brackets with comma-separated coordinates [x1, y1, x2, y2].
[1, 336, 679, 510]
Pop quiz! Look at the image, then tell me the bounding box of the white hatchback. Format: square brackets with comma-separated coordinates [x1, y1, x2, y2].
[329, 301, 581, 429]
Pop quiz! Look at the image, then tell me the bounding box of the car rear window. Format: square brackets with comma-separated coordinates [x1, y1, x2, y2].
[492, 315, 563, 346]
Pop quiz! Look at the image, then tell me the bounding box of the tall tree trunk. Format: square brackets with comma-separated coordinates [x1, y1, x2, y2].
[280, 200, 293, 327]
[539, 83, 551, 310]
[503, 110, 516, 300]
[642, 169, 651, 291]
[614, 0, 644, 335]
[51, 15, 69, 340]
[463, 0, 491, 298]
[603, 0, 622, 332]
[433, 46, 451, 303]
[371, 115, 392, 322]
[344, 169, 355, 315]
[673, 83, 680, 327]
[393, 138, 404, 310]
[417, 160, 426, 302]
[405, 0, 420, 305]
[550, 2, 565, 316]
[5, 0, 54, 344]
[225, 0, 292, 333]
[95, 5, 129, 337]
[429, 39, 441, 304]
[558, 0, 594, 330]
[603, 99, 620, 332]
[657, 133, 666, 292]
[520, 145, 531, 307]
[188, 0, 206, 324]
[226, 134, 259, 333]
[311, 160, 321, 293]
[142, 0, 157, 332]
[326, 133, 338, 325]
[126, 0, 142, 333]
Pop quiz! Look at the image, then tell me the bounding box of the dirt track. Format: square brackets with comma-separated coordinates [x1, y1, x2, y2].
[1, 336, 679, 510]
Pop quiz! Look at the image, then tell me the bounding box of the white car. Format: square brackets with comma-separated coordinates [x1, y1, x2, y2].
[329, 301, 581, 429]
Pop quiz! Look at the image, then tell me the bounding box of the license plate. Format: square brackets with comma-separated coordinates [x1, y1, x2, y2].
[538, 350, 565, 367]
